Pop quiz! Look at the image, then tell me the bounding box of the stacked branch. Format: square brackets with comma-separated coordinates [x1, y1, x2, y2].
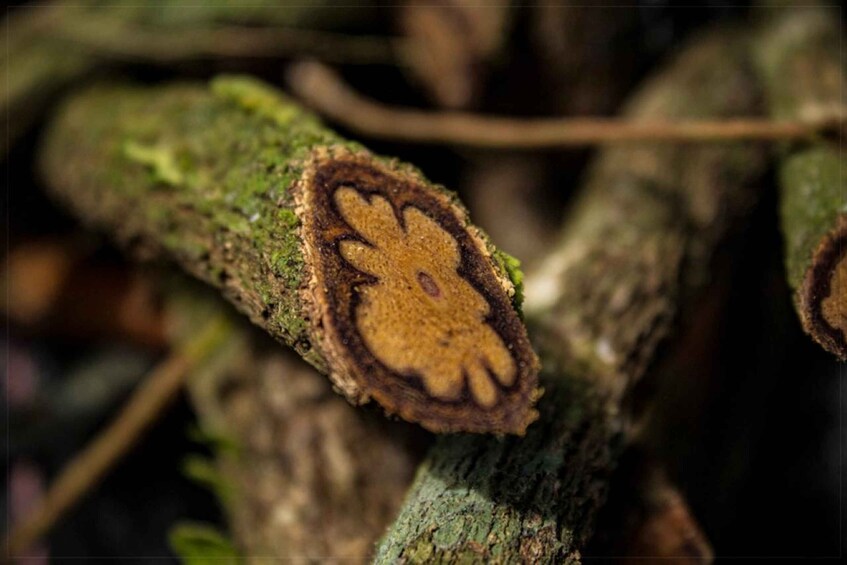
[38, 76, 540, 435]
[753, 4, 847, 360]
[289, 61, 829, 148]
[11, 1, 840, 562]
[0, 1, 392, 156]
[375, 26, 768, 563]
[168, 285, 426, 563]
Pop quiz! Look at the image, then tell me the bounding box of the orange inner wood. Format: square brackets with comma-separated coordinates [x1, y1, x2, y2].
[334, 186, 515, 408]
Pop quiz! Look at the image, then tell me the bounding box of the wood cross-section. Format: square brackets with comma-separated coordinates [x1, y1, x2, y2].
[335, 187, 516, 408]
[297, 151, 539, 434]
[803, 217, 847, 360]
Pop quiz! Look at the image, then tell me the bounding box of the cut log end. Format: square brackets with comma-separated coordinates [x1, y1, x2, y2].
[296, 149, 541, 434]
[799, 214, 847, 361]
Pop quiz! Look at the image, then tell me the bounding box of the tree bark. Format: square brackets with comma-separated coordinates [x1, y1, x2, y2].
[375, 26, 768, 563]
[166, 285, 427, 563]
[38, 76, 540, 435]
[753, 4, 847, 360]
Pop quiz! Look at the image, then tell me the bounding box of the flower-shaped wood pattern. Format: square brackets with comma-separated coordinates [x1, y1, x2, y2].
[297, 151, 540, 434]
[335, 187, 516, 407]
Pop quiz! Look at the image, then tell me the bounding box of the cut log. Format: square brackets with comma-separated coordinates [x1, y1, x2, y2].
[753, 4, 847, 360]
[38, 76, 540, 434]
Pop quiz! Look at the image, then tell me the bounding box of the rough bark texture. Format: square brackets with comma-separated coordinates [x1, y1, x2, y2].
[38, 76, 540, 434]
[753, 4, 847, 359]
[376, 27, 768, 563]
[167, 285, 426, 563]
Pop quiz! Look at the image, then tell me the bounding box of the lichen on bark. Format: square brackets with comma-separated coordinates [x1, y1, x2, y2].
[39, 75, 540, 434]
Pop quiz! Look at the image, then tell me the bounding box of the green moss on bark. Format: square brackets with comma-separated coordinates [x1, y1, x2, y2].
[780, 147, 846, 288]
[377, 375, 608, 564]
[41, 76, 333, 366]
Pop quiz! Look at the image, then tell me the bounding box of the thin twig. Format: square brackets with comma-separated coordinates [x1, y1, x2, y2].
[2, 317, 231, 559]
[288, 61, 841, 147]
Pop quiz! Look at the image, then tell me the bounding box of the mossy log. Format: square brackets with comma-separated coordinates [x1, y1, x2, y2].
[166, 284, 426, 563]
[375, 27, 768, 563]
[38, 76, 540, 435]
[753, 5, 847, 360]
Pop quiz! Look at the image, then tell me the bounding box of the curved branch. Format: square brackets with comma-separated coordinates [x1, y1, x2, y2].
[288, 61, 837, 148]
